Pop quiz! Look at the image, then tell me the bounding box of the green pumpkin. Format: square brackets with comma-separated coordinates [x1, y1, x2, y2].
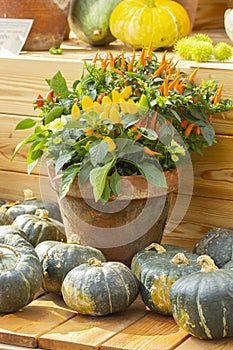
[171, 255, 233, 340]
[12, 209, 66, 247]
[62, 258, 139, 316]
[35, 241, 106, 294]
[68, 0, 122, 46]
[7, 189, 62, 223]
[0, 230, 42, 313]
[0, 225, 31, 243]
[132, 245, 201, 315]
[0, 209, 13, 225]
[131, 242, 189, 277]
[193, 227, 233, 268]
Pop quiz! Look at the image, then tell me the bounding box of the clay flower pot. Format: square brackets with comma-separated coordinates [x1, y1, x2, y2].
[0, 0, 70, 51]
[48, 164, 178, 266]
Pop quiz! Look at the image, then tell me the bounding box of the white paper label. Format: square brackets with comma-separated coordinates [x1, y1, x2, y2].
[0, 18, 34, 56]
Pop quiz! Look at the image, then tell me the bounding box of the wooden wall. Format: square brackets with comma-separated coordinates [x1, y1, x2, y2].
[1, 32, 233, 251]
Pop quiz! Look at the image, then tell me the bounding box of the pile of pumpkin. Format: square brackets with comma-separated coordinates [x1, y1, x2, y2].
[1, 190, 233, 341]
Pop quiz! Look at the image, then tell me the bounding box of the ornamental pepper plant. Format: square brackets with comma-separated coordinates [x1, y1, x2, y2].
[13, 46, 233, 202]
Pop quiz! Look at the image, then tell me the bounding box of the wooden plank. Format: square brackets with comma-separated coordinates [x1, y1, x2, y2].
[0, 294, 76, 348]
[0, 344, 43, 350]
[0, 170, 57, 202]
[38, 298, 147, 350]
[175, 335, 233, 349]
[163, 194, 233, 252]
[100, 313, 190, 350]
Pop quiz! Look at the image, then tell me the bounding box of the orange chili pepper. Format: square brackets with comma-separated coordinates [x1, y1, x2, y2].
[167, 75, 180, 90]
[135, 132, 143, 140]
[112, 68, 125, 77]
[153, 62, 166, 77]
[144, 146, 161, 156]
[121, 50, 126, 70]
[147, 41, 153, 61]
[155, 121, 160, 134]
[163, 76, 169, 97]
[180, 119, 189, 128]
[212, 82, 224, 104]
[161, 50, 167, 65]
[36, 94, 44, 107]
[184, 123, 195, 136]
[149, 111, 157, 130]
[188, 68, 199, 84]
[109, 51, 115, 69]
[128, 48, 136, 72]
[140, 47, 147, 66]
[195, 126, 201, 135]
[92, 50, 99, 64]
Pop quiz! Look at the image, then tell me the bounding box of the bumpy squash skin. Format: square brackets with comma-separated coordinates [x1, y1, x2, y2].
[12, 214, 66, 247]
[62, 261, 139, 316]
[0, 232, 42, 313]
[171, 269, 233, 339]
[68, 0, 121, 46]
[109, 0, 190, 50]
[35, 241, 106, 294]
[0, 225, 31, 243]
[0, 211, 13, 225]
[7, 201, 62, 223]
[132, 251, 200, 315]
[193, 228, 233, 268]
[131, 243, 189, 281]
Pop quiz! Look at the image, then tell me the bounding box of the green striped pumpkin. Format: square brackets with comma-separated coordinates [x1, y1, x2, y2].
[171, 255, 233, 339]
[62, 258, 139, 316]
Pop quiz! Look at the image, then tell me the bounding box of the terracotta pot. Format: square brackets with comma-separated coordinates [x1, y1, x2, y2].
[48, 165, 178, 266]
[175, 0, 199, 32]
[0, 0, 70, 51]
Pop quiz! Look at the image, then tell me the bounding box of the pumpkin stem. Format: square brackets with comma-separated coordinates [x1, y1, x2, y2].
[145, 243, 166, 253]
[88, 257, 102, 267]
[24, 189, 37, 200]
[92, 29, 102, 39]
[197, 255, 219, 272]
[171, 253, 189, 266]
[146, 0, 155, 7]
[35, 209, 49, 220]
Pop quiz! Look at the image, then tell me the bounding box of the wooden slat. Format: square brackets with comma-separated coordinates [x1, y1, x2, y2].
[0, 170, 57, 202]
[163, 194, 233, 252]
[0, 294, 76, 348]
[38, 298, 147, 350]
[175, 335, 233, 349]
[100, 313, 189, 350]
[0, 344, 43, 350]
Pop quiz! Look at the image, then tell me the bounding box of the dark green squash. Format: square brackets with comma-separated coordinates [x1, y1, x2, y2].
[6, 189, 63, 222]
[62, 258, 139, 316]
[35, 240, 106, 294]
[131, 245, 201, 315]
[0, 230, 43, 313]
[171, 255, 233, 339]
[0, 225, 31, 243]
[12, 209, 66, 247]
[68, 0, 122, 46]
[131, 243, 189, 281]
[193, 227, 233, 268]
[0, 208, 13, 225]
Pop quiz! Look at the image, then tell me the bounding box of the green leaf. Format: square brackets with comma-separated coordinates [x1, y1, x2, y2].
[90, 159, 115, 202]
[47, 71, 69, 98]
[200, 125, 215, 146]
[54, 153, 73, 173]
[89, 141, 108, 167]
[59, 165, 80, 199]
[139, 163, 167, 188]
[101, 181, 111, 202]
[15, 118, 37, 130]
[44, 106, 65, 125]
[110, 171, 122, 197]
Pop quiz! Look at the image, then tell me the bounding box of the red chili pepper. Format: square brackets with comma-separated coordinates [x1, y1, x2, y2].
[46, 89, 54, 102]
[36, 94, 44, 107]
[97, 92, 107, 104]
